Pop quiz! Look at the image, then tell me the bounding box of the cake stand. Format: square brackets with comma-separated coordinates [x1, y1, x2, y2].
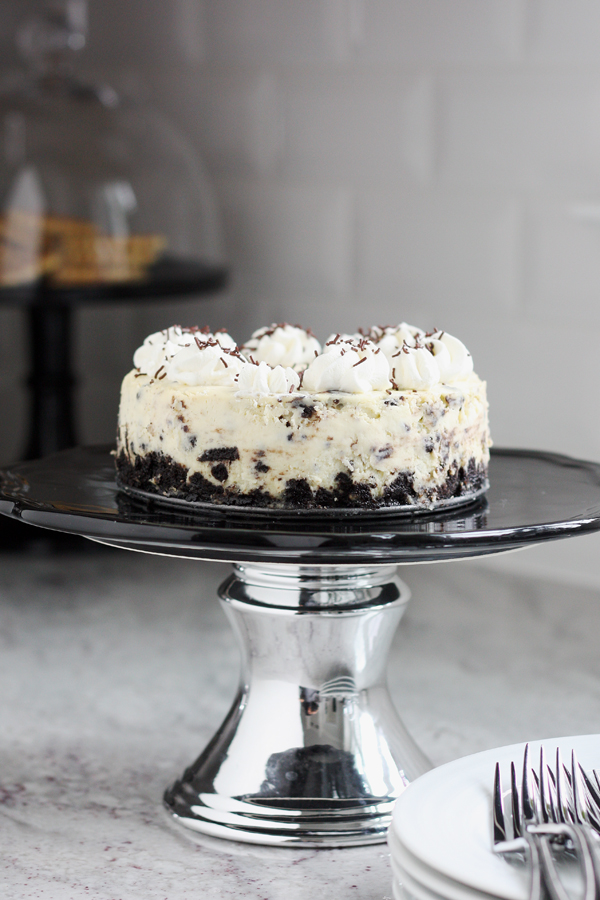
[2, 445, 600, 847]
[0, 265, 226, 552]
[1, 259, 227, 463]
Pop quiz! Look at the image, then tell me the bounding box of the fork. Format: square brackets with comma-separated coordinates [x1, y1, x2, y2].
[531, 746, 599, 900]
[494, 758, 563, 900]
[538, 745, 600, 894]
[547, 747, 600, 837]
[493, 744, 598, 900]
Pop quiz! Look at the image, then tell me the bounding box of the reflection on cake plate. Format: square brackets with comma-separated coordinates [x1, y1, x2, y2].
[2, 446, 600, 846]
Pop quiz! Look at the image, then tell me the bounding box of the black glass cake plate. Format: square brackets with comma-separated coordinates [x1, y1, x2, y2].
[2, 445, 600, 848]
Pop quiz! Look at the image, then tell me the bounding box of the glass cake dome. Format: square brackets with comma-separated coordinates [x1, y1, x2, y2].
[0, 0, 226, 300]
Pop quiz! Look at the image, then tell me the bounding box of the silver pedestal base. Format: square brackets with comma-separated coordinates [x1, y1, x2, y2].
[164, 564, 431, 846]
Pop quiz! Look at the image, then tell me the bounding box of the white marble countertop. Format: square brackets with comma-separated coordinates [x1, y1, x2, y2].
[2, 541, 600, 898]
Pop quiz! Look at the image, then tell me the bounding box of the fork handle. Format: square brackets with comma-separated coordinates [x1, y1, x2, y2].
[522, 832, 546, 900]
[522, 831, 563, 900]
[529, 824, 598, 900]
[571, 825, 600, 900]
[534, 834, 572, 900]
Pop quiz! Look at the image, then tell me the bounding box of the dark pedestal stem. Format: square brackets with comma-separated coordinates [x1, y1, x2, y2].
[23, 303, 76, 460]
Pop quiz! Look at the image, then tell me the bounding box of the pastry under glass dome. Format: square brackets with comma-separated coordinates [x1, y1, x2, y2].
[0, 0, 226, 297]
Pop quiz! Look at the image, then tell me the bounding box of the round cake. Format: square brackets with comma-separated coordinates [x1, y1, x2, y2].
[115, 322, 491, 510]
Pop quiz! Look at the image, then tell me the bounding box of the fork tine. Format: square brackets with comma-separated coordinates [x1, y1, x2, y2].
[532, 768, 540, 792]
[522, 743, 536, 823]
[493, 762, 508, 844]
[545, 761, 560, 823]
[572, 750, 587, 825]
[510, 761, 522, 838]
[545, 769, 561, 827]
[539, 746, 552, 824]
[556, 748, 572, 823]
[593, 769, 600, 801]
[572, 755, 600, 833]
[579, 764, 600, 821]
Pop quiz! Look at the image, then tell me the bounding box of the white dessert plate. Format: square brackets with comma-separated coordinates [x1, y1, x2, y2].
[389, 828, 504, 900]
[390, 735, 600, 900]
[391, 866, 464, 900]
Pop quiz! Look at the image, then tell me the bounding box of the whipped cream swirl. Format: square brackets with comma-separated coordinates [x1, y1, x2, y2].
[302, 337, 391, 393]
[366, 323, 424, 360]
[133, 327, 243, 387]
[130, 321, 475, 393]
[242, 324, 321, 370]
[235, 361, 300, 396]
[165, 343, 245, 387]
[366, 323, 473, 389]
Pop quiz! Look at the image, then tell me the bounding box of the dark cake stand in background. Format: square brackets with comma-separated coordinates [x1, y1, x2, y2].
[1, 445, 600, 845]
[0, 259, 227, 549]
[2, 259, 227, 461]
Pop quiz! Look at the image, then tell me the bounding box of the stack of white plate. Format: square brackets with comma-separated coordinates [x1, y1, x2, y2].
[387, 735, 600, 900]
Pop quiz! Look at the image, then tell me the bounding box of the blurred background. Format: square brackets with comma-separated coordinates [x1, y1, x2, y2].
[0, 0, 599, 581]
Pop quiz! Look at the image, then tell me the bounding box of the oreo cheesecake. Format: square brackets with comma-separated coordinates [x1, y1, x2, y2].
[115, 322, 491, 509]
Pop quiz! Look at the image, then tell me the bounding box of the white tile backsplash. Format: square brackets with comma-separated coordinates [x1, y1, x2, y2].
[355, 190, 520, 318]
[524, 196, 600, 324]
[321, 0, 366, 63]
[482, 318, 600, 461]
[86, 0, 208, 68]
[204, 0, 344, 65]
[218, 179, 354, 305]
[355, 0, 526, 64]
[153, 71, 283, 177]
[280, 71, 434, 185]
[527, 0, 600, 64]
[440, 71, 600, 191]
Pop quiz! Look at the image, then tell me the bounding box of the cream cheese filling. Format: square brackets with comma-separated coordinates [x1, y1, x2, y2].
[117, 371, 490, 500]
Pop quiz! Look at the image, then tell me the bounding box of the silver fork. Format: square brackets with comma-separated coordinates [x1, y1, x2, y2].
[494, 744, 598, 900]
[548, 748, 600, 837]
[494, 757, 564, 900]
[531, 746, 599, 900]
[539, 746, 600, 882]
